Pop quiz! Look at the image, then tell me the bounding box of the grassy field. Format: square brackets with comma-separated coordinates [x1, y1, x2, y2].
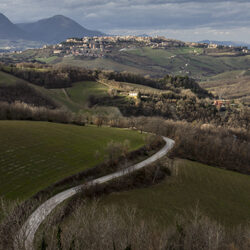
[99, 159, 250, 227]
[47, 81, 121, 114]
[35, 56, 59, 64]
[0, 121, 145, 200]
[0, 71, 29, 86]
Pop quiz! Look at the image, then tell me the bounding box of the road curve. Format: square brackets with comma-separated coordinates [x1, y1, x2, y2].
[18, 136, 175, 250]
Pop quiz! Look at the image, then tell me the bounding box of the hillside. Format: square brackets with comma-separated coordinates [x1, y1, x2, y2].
[97, 159, 250, 226]
[200, 70, 250, 106]
[0, 71, 58, 108]
[0, 121, 145, 199]
[17, 15, 104, 43]
[7, 46, 249, 80]
[0, 70, 121, 115]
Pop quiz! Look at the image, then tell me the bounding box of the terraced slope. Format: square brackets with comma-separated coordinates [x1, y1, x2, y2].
[0, 121, 145, 199]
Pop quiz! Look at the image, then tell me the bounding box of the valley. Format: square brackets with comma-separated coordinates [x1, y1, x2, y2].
[0, 30, 249, 250]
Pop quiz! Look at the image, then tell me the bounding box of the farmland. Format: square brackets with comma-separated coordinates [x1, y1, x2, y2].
[7, 46, 250, 79]
[0, 121, 145, 200]
[125, 47, 250, 78]
[99, 159, 250, 227]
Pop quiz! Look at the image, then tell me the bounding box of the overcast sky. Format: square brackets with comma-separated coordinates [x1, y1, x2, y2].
[1, 0, 250, 43]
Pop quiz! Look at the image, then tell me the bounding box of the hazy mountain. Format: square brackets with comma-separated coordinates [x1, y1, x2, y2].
[0, 13, 28, 40]
[18, 15, 104, 43]
[199, 40, 250, 48]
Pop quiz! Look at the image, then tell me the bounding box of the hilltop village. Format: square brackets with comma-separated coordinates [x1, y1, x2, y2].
[44, 36, 249, 58]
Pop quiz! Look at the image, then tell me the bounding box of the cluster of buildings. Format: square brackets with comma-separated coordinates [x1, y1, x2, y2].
[186, 42, 248, 53]
[48, 36, 187, 58]
[46, 36, 249, 59]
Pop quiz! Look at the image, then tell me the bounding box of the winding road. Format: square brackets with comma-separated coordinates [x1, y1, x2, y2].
[18, 136, 175, 250]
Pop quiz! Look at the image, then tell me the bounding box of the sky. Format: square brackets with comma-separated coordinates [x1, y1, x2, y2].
[1, 0, 250, 43]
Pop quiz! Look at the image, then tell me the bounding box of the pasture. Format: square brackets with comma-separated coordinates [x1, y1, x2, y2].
[0, 121, 145, 199]
[99, 159, 250, 227]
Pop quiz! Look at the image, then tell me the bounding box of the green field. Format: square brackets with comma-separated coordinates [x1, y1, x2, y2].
[35, 56, 59, 64]
[0, 121, 145, 200]
[99, 159, 250, 227]
[0, 71, 28, 86]
[47, 81, 122, 114]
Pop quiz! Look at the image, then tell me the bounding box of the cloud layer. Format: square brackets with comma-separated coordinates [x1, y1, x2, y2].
[1, 0, 250, 42]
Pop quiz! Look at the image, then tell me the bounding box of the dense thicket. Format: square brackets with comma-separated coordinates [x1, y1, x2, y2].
[162, 75, 213, 98]
[0, 64, 97, 88]
[88, 93, 249, 129]
[139, 118, 250, 175]
[0, 101, 85, 125]
[35, 203, 250, 250]
[0, 82, 57, 108]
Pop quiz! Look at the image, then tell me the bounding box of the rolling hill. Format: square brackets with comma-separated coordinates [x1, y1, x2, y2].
[27, 46, 250, 79]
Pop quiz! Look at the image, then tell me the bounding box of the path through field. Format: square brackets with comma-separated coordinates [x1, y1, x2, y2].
[17, 137, 175, 250]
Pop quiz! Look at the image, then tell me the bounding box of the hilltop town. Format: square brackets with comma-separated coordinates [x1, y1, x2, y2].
[43, 36, 249, 59]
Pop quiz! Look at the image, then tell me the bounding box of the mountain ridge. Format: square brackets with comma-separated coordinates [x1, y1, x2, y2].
[17, 15, 105, 43]
[0, 13, 104, 44]
[0, 13, 28, 40]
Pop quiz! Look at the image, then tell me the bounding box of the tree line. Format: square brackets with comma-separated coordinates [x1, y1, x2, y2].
[0, 63, 212, 99]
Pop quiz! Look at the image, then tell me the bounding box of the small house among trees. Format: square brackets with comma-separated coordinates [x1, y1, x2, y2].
[128, 92, 139, 99]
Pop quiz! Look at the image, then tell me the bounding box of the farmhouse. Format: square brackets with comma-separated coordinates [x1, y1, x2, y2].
[213, 99, 230, 109]
[128, 92, 139, 99]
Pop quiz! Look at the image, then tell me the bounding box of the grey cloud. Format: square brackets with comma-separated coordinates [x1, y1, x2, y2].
[0, 0, 250, 42]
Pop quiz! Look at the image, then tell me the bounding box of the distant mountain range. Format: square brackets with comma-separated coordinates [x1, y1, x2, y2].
[0, 13, 28, 40]
[198, 40, 250, 49]
[0, 13, 104, 44]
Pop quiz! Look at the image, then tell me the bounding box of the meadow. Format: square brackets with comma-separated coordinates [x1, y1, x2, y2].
[0, 121, 145, 199]
[99, 159, 250, 227]
[0, 71, 28, 85]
